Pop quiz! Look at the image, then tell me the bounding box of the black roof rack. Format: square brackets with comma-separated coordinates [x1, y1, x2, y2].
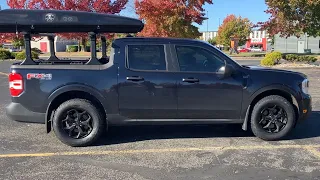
[0, 9, 144, 33]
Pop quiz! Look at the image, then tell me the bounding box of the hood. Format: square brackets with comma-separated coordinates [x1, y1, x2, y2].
[245, 65, 307, 79]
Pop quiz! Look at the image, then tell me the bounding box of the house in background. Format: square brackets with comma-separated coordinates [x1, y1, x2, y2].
[274, 34, 320, 54]
[200, 30, 272, 51]
[31, 36, 78, 52]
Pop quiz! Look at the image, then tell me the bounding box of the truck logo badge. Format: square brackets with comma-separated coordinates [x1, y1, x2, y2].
[27, 73, 52, 80]
[45, 13, 55, 22]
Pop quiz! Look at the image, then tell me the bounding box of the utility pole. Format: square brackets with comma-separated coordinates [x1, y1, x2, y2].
[207, 11, 209, 41]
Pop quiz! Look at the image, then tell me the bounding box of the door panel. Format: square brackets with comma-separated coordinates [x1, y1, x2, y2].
[177, 72, 243, 119]
[118, 71, 177, 119]
[174, 45, 244, 120]
[118, 44, 177, 119]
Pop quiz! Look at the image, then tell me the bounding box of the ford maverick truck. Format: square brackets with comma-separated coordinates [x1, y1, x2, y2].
[3, 9, 311, 147]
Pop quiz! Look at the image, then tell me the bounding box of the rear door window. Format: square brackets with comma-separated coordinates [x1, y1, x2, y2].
[127, 45, 167, 71]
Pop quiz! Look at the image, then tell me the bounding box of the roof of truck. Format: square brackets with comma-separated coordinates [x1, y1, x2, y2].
[0, 9, 144, 33]
[114, 37, 210, 44]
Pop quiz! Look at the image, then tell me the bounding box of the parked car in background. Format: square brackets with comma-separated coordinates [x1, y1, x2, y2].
[238, 47, 250, 53]
[8, 48, 22, 52]
[250, 47, 264, 52]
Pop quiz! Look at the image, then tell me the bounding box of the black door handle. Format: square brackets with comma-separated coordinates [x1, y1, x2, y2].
[182, 78, 199, 83]
[126, 76, 144, 81]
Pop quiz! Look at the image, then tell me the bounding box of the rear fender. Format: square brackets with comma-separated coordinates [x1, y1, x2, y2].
[45, 84, 108, 133]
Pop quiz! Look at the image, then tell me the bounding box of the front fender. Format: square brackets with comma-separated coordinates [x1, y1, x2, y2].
[249, 84, 299, 105]
[241, 84, 301, 131]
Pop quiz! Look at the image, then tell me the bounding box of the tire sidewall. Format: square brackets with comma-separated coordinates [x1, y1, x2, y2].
[251, 96, 296, 140]
[52, 99, 102, 146]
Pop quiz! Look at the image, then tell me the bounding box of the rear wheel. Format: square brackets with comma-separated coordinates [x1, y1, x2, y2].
[251, 95, 296, 141]
[52, 99, 105, 147]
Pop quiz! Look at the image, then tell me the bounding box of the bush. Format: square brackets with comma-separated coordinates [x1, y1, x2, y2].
[285, 54, 298, 62]
[31, 48, 42, 54]
[15, 50, 39, 60]
[266, 51, 282, 64]
[284, 54, 317, 63]
[0, 49, 12, 59]
[207, 38, 217, 46]
[67, 45, 78, 52]
[261, 57, 276, 66]
[261, 51, 282, 66]
[11, 52, 19, 59]
[304, 56, 317, 63]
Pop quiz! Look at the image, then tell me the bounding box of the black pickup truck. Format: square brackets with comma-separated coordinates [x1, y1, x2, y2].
[3, 9, 312, 147]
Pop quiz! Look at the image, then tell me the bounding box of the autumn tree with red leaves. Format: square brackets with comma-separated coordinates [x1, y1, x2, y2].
[258, 0, 320, 37]
[134, 0, 212, 38]
[1, 0, 129, 50]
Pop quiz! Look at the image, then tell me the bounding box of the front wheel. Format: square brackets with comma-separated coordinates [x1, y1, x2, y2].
[52, 99, 106, 147]
[250, 95, 296, 141]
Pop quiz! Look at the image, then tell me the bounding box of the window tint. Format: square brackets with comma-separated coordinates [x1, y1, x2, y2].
[127, 45, 166, 71]
[175, 46, 225, 72]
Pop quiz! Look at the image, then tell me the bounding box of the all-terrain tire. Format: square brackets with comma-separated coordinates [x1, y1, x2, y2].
[251, 95, 296, 141]
[52, 98, 106, 147]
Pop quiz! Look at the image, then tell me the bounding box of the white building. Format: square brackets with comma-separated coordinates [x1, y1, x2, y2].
[201, 31, 218, 41]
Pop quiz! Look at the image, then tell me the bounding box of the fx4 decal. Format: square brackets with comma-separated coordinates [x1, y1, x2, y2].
[27, 73, 52, 80]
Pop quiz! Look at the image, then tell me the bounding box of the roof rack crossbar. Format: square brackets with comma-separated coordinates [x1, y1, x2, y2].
[21, 32, 36, 65]
[47, 35, 59, 61]
[85, 32, 101, 65]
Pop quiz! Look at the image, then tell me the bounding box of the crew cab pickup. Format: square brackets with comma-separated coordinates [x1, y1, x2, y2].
[3, 9, 312, 147]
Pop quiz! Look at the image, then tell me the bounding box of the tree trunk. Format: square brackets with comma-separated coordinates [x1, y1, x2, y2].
[81, 38, 86, 52]
[78, 39, 81, 52]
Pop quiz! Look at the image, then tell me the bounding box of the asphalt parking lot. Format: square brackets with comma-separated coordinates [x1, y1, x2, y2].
[0, 60, 320, 180]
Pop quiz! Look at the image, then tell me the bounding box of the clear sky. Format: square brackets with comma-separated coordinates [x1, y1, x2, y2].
[0, 0, 270, 32]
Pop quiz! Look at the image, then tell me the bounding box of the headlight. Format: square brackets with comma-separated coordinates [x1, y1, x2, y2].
[301, 79, 309, 94]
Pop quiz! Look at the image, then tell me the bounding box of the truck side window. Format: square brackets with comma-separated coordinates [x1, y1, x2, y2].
[127, 45, 167, 71]
[175, 46, 224, 72]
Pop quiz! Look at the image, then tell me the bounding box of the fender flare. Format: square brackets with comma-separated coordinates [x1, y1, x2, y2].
[242, 84, 300, 131]
[45, 84, 108, 133]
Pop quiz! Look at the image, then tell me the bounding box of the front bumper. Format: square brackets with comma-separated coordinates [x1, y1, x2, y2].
[297, 94, 312, 122]
[6, 102, 45, 124]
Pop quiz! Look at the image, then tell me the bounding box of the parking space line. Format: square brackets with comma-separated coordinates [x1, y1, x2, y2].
[0, 72, 8, 77]
[305, 147, 320, 159]
[1, 144, 320, 158]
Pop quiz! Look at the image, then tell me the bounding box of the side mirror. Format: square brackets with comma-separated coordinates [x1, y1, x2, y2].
[217, 64, 234, 78]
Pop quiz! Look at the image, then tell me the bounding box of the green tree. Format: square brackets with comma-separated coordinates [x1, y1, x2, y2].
[217, 15, 252, 47]
[12, 37, 24, 48]
[207, 37, 216, 46]
[259, 0, 320, 37]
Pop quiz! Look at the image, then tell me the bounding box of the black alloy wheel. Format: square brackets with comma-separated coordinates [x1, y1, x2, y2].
[258, 105, 287, 133]
[52, 99, 106, 147]
[251, 95, 296, 141]
[62, 108, 94, 139]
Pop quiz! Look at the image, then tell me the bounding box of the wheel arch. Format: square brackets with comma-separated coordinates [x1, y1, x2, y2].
[45, 84, 108, 133]
[242, 84, 300, 131]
